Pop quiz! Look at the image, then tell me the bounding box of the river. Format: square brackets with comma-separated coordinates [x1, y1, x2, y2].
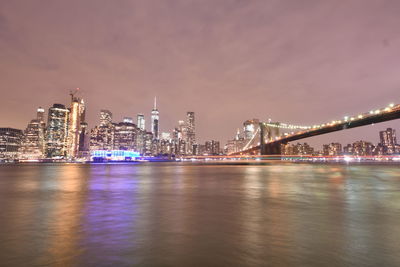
[0, 162, 399, 266]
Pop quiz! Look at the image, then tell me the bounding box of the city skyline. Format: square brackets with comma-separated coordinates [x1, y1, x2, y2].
[1, 1, 400, 147]
[1, 89, 399, 161]
[3, 94, 400, 147]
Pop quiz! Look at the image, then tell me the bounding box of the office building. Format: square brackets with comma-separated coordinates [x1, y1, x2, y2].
[186, 112, 196, 154]
[67, 96, 86, 158]
[46, 104, 69, 158]
[113, 121, 137, 150]
[379, 128, 397, 154]
[137, 114, 145, 131]
[90, 110, 114, 151]
[0, 128, 23, 160]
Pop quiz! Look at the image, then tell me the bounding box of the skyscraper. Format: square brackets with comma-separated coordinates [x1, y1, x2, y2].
[113, 121, 137, 150]
[0, 128, 23, 160]
[37, 107, 45, 122]
[186, 112, 196, 154]
[67, 94, 85, 158]
[137, 114, 145, 131]
[151, 97, 159, 139]
[46, 104, 69, 158]
[20, 107, 46, 159]
[90, 110, 114, 151]
[379, 128, 397, 154]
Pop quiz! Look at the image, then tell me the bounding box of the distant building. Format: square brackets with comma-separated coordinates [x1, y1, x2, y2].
[123, 117, 133, 123]
[90, 110, 114, 151]
[46, 104, 69, 158]
[205, 140, 220, 155]
[100, 110, 112, 126]
[37, 107, 45, 122]
[0, 128, 23, 160]
[379, 128, 397, 154]
[137, 114, 145, 131]
[322, 143, 342, 156]
[113, 121, 137, 150]
[282, 142, 314, 155]
[67, 96, 85, 158]
[352, 140, 374, 156]
[151, 97, 159, 139]
[20, 107, 46, 160]
[343, 144, 353, 155]
[143, 131, 153, 156]
[186, 112, 196, 154]
[135, 129, 145, 155]
[159, 139, 172, 155]
[226, 129, 245, 154]
[243, 119, 259, 140]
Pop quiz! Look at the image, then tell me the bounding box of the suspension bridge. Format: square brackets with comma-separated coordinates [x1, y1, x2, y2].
[230, 103, 400, 155]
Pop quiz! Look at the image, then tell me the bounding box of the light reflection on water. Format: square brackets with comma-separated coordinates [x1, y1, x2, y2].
[0, 163, 400, 266]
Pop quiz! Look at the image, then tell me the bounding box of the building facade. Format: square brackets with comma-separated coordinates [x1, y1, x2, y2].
[46, 104, 69, 158]
[0, 128, 23, 160]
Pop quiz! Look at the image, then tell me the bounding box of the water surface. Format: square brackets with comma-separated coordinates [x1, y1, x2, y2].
[1, 162, 400, 266]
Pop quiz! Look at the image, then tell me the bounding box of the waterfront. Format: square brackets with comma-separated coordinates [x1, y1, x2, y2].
[1, 163, 400, 266]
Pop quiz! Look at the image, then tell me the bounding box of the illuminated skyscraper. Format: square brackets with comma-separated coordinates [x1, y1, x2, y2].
[186, 112, 196, 154]
[67, 93, 85, 158]
[20, 107, 46, 159]
[379, 128, 397, 154]
[151, 97, 159, 139]
[137, 114, 145, 131]
[113, 121, 137, 150]
[37, 107, 45, 122]
[90, 110, 114, 151]
[0, 128, 23, 160]
[46, 104, 69, 158]
[144, 131, 153, 156]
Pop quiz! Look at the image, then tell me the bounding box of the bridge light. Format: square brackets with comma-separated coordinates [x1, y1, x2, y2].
[389, 103, 395, 108]
[358, 115, 363, 119]
[375, 109, 380, 114]
[370, 110, 374, 114]
[384, 107, 391, 112]
[350, 117, 355, 121]
[344, 116, 348, 121]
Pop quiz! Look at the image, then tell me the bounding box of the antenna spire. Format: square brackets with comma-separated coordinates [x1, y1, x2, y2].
[154, 96, 157, 109]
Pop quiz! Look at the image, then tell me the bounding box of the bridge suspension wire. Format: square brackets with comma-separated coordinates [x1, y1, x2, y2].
[242, 126, 260, 151]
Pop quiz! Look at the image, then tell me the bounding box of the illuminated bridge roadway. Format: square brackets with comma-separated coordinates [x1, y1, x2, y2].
[231, 103, 400, 155]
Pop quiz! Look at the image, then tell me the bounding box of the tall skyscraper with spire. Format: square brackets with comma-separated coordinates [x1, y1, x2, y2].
[186, 112, 196, 154]
[151, 97, 159, 139]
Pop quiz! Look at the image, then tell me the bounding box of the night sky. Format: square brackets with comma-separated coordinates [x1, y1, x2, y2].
[1, 0, 400, 148]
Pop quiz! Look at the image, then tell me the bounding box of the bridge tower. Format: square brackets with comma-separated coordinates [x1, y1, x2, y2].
[259, 122, 283, 155]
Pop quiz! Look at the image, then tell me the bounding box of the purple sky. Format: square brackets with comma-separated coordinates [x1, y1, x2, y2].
[1, 0, 400, 148]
